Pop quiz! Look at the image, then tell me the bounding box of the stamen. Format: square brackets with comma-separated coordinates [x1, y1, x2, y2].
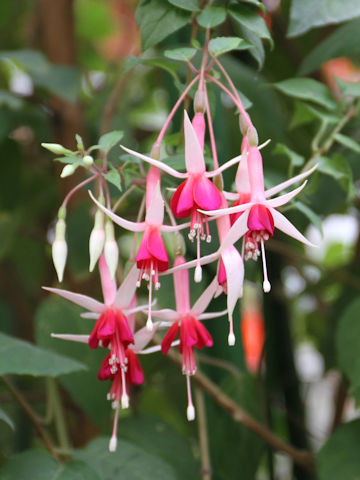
[228, 313, 236, 346]
[194, 229, 202, 283]
[120, 366, 129, 409]
[260, 239, 271, 293]
[109, 403, 120, 452]
[186, 375, 195, 421]
[147, 261, 154, 331]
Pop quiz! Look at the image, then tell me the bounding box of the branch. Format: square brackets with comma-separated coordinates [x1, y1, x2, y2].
[195, 387, 212, 480]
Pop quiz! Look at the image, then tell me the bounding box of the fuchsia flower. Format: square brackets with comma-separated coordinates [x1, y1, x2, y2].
[201, 146, 317, 292]
[121, 111, 243, 282]
[151, 256, 227, 420]
[89, 170, 190, 331]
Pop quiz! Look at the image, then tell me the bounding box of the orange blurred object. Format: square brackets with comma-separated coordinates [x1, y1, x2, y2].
[321, 57, 360, 99]
[241, 304, 265, 373]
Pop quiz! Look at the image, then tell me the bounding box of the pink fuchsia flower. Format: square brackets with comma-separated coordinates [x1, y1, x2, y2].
[201, 146, 317, 292]
[120, 110, 243, 282]
[151, 256, 227, 421]
[89, 177, 190, 331]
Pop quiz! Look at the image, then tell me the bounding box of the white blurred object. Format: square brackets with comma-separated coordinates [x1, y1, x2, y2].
[295, 342, 324, 383]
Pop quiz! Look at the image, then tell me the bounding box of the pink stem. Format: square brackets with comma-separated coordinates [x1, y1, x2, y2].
[155, 75, 200, 146]
[204, 83, 219, 170]
[62, 173, 99, 208]
[206, 74, 253, 129]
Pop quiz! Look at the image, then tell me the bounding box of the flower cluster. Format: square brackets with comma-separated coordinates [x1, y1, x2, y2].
[43, 50, 316, 451]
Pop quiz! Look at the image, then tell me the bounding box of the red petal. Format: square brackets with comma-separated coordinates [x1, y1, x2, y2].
[136, 230, 151, 267]
[116, 311, 134, 345]
[180, 317, 198, 348]
[171, 178, 194, 218]
[126, 349, 144, 385]
[161, 322, 179, 354]
[193, 175, 222, 211]
[147, 228, 169, 270]
[195, 320, 213, 349]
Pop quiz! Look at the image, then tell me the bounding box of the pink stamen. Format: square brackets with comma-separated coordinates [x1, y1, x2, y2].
[186, 375, 195, 421]
[260, 239, 271, 293]
[146, 261, 154, 330]
[109, 404, 120, 452]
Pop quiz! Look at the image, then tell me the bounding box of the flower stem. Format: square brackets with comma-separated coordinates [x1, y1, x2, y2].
[62, 174, 99, 208]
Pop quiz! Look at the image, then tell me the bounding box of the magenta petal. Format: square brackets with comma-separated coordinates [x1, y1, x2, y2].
[117, 311, 134, 345]
[195, 320, 213, 349]
[136, 230, 151, 266]
[180, 317, 198, 348]
[247, 204, 274, 236]
[173, 177, 195, 218]
[147, 228, 169, 269]
[126, 350, 144, 385]
[97, 310, 116, 339]
[193, 175, 222, 211]
[162, 323, 179, 354]
[97, 354, 113, 380]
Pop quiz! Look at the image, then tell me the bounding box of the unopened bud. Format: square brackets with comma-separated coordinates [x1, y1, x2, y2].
[239, 115, 248, 136]
[194, 90, 206, 113]
[247, 126, 259, 147]
[104, 220, 119, 279]
[52, 219, 67, 282]
[83, 155, 94, 166]
[41, 143, 71, 155]
[89, 206, 105, 272]
[60, 163, 77, 178]
[151, 143, 161, 160]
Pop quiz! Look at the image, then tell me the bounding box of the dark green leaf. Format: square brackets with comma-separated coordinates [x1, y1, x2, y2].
[197, 6, 227, 28]
[75, 437, 178, 479]
[298, 19, 360, 75]
[54, 154, 79, 164]
[0, 90, 24, 110]
[274, 78, 338, 111]
[0, 450, 101, 480]
[167, 0, 199, 12]
[0, 407, 14, 430]
[124, 56, 179, 79]
[334, 133, 360, 154]
[228, 4, 272, 45]
[288, 0, 360, 37]
[0, 49, 49, 74]
[0, 332, 86, 376]
[208, 36, 252, 57]
[272, 143, 305, 167]
[317, 154, 354, 198]
[164, 47, 197, 62]
[99, 130, 124, 154]
[32, 65, 82, 103]
[136, 0, 191, 50]
[231, 20, 264, 69]
[318, 420, 360, 480]
[239, 0, 265, 12]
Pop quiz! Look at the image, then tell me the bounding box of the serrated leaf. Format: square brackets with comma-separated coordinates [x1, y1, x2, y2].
[104, 166, 122, 192]
[293, 201, 323, 235]
[99, 130, 124, 154]
[74, 437, 178, 480]
[136, 0, 191, 50]
[197, 6, 227, 28]
[228, 4, 272, 46]
[164, 47, 196, 62]
[317, 420, 360, 480]
[337, 78, 360, 98]
[334, 133, 360, 154]
[0, 450, 101, 480]
[272, 143, 305, 168]
[298, 19, 360, 75]
[274, 78, 338, 111]
[0, 407, 14, 430]
[288, 0, 360, 38]
[0, 332, 86, 377]
[167, 0, 199, 11]
[208, 36, 252, 57]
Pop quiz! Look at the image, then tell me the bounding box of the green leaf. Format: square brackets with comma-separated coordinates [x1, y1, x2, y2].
[124, 56, 179, 79]
[0, 407, 14, 430]
[197, 6, 227, 28]
[167, 0, 199, 11]
[75, 133, 84, 150]
[318, 420, 360, 480]
[336, 299, 360, 398]
[228, 4, 272, 46]
[272, 143, 305, 168]
[273, 78, 338, 111]
[164, 47, 197, 62]
[239, 0, 265, 12]
[54, 154, 79, 164]
[104, 166, 122, 192]
[0, 90, 24, 110]
[317, 154, 354, 198]
[292, 201, 323, 235]
[337, 78, 360, 98]
[231, 20, 264, 69]
[99, 130, 124, 154]
[136, 0, 191, 50]
[32, 65, 82, 103]
[208, 36, 252, 57]
[0, 49, 49, 75]
[75, 437, 178, 480]
[288, 0, 360, 37]
[298, 19, 360, 75]
[0, 332, 86, 377]
[334, 133, 360, 154]
[0, 450, 101, 480]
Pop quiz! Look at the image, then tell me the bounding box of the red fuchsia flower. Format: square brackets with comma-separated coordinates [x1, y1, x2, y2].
[120, 110, 243, 282]
[43, 254, 148, 411]
[201, 146, 317, 292]
[89, 171, 190, 331]
[151, 256, 227, 421]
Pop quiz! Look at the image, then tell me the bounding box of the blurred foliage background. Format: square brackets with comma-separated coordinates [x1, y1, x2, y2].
[1, 0, 360, 479]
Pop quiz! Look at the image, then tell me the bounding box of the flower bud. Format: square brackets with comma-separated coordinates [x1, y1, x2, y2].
[41, 143, 71, 155]
[239, 115, 248, 136]
[194, 90, 206, 113]
[247, 126, 259, 147]
[89, 201, 105, 272]
[83, 155, 94, 166]
[104, 220, 119, 279]
[60, 164, 77, 178]
[52, 218, 67, 282]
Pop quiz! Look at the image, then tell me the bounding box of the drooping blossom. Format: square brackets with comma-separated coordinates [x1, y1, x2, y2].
[120, 111, 243, 282]
[89, 169, 190, 331]
[151, 256, 227, 420]
[200, 146, 317, 292]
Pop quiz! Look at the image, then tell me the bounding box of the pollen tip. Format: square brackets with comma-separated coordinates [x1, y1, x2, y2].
[146, 317, 154, 331]
[228, 332, 236, 346]
[194, 265, 202, 283]
[263, 280, 271, 293]
[187, 405, 195, 421]
[121, 394, 129, 409]
[109, 436, 117, 452]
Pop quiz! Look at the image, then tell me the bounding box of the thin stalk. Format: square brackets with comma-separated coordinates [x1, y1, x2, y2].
[195, 387, 212, 480]
[204, 82, 219, 170]
[62, 174, 99, 208]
